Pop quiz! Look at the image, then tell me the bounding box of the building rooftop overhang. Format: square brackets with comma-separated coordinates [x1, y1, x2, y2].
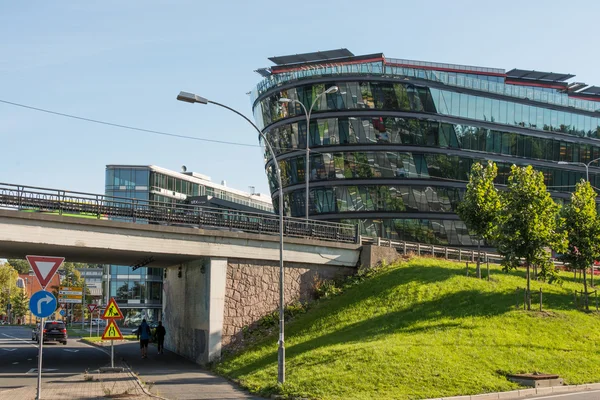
[268, 49, 354, 66]
[506, 68, 574, 82]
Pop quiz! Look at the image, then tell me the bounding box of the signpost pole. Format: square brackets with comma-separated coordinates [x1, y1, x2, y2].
[89, 312, 92, 337]
[96, 309, 100, 336]
[111, 340, 114, 368]
[36, 316, 44, 400]
[82, 281, 86, 331]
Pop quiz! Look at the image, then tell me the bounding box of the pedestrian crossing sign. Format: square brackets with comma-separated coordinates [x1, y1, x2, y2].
[101, 319, 123, 341]
[101, 298, 123, 319]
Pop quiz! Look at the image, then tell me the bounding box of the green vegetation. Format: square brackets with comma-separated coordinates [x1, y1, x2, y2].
[81, 334, 137, 343]
[558, 180, 600, 310]
[215, 257, 600, 400]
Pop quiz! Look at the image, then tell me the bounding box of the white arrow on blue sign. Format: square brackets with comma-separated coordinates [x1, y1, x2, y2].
[29, 290, 57, 319]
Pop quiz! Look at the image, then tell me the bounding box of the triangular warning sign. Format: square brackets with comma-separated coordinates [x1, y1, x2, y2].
[101, 298, 123, 319]
[87, 304, 98, 313]
[26, 255, 65, 289]
[101, 320, 123, 340]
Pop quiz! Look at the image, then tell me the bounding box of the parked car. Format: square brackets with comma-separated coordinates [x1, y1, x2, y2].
[33, 321, 68, 345]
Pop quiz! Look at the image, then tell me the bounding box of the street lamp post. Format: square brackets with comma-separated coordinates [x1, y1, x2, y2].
[558, 156, 600, 287]
[176, 91, 287, 384]
[279, 86, 338, 220]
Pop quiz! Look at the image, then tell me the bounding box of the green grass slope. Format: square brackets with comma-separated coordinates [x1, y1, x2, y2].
[215, 257, 600, 400]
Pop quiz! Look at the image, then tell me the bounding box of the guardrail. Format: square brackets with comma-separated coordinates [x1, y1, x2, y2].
[0, 183, 359, 244]
[360, 236, 503, 264]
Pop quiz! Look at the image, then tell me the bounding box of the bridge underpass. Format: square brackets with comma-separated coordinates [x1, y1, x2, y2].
[0, 209, 361, 364]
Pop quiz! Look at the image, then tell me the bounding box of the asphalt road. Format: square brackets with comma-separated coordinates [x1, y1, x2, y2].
[0, 325, 109, 390]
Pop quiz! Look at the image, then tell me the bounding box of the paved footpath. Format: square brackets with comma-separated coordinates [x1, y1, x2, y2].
[104, 340, 263, 399]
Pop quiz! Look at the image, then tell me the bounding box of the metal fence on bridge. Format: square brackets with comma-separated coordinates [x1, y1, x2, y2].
[0, 183, 359, 244]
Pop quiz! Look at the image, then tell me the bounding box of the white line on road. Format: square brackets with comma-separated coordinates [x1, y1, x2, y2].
[63, 349, 79, 353]
[1, 333, 38, 348]
[527, 389, 600, 399]
[26, 368, 58, 374]
[1, 348, 17, 352]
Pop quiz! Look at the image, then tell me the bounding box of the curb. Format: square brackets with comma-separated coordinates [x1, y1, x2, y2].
[424, 382, 600, 400]
[122, 361, 168, 400]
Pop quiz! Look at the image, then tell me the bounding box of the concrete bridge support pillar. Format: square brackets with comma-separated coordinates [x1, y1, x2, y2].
[162, 257, 227, 365]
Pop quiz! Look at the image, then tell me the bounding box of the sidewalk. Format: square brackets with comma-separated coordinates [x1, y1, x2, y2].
[0, 362, 154, 400]
[109, 341, 263, 399]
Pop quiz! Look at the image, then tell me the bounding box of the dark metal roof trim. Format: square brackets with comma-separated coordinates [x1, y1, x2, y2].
[506, 68, 574, 82]
[269, 49, 355, 65]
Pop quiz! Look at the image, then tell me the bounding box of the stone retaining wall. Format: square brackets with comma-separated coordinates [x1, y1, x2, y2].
[223, 258, 355, 346]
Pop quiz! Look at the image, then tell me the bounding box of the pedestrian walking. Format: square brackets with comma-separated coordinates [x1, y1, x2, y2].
[155, 321, 166, 354]
[136, 319, 151, 359]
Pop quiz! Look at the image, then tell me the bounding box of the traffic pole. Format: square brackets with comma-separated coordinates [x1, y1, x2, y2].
[36, 317, 44, 400]
[111, 340, 114, 368]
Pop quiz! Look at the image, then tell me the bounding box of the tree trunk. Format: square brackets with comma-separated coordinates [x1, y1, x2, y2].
[476, 241, 481, 279]
[526, 264, 531, 311]
[533, 264, 538, 280]
[583, 268, 589, 311]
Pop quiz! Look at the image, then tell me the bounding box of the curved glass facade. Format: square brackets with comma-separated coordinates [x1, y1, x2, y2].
[253, 55, 600, 246]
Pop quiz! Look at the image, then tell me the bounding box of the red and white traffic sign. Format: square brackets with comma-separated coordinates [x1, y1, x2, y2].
[87, 304, 98, 313]
[26, 255, 65, 289]
[60, 303, 66, 309]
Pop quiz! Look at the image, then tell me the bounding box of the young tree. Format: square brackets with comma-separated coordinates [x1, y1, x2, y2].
[0, 264, 18, 317]
[496, 165, 567, 310]
[558, 180, 600, 311]
[457, 161, 502, 278]
[11, 290, 29, 323]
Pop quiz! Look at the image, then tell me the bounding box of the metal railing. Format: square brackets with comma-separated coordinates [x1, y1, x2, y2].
[360, 236, 503, 264]
[0, 183, 359, 244]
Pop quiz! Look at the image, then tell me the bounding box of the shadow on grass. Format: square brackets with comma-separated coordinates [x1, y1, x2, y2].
[223, 288, 516, 378]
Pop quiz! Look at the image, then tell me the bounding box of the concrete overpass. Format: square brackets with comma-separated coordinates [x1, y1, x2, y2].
[0, 209, 361, 364]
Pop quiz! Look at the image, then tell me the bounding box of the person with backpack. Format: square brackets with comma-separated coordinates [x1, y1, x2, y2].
[155, 321, 166, 354]
[136, 319, 151, 359]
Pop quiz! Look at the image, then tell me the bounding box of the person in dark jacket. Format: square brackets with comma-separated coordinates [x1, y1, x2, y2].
[136, 319, 151, 359]
[155, 321, 166, 354]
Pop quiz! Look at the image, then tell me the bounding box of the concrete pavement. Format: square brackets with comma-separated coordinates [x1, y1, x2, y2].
[111, 340, 262, 399]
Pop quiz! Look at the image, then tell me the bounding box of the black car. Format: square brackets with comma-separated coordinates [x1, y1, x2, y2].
[35, 321, 68, 345]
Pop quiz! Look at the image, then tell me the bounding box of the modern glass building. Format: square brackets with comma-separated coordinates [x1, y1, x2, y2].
[104, 165, 273, 325]
[252, 49, 600, 246]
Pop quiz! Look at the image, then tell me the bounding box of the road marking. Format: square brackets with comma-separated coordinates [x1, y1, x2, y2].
[63, 349, 79, 353]
[1, 348, 17, 352]
[12, 362, 18, 365]
[26, 368, 58, 374]
[1, 333, 38, 348]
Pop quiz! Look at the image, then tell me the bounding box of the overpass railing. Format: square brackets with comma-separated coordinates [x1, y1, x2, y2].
[0, 183, 359, 244]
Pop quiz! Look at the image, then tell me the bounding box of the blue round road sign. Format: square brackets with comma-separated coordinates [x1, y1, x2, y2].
[59, 309, 66, 316]
[29, 290, 57, 318]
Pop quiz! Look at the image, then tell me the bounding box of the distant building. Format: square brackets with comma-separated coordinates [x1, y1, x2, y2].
[104, 165, 273, 325]
[76, 267, 104, 300]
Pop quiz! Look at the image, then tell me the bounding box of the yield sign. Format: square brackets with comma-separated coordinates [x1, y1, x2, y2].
[60, 303, 66, 309]
[26, 255, 65, 289]
[87, 304, 98, 313]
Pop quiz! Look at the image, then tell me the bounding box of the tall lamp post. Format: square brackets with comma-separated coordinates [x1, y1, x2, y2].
[176, 91, 287, 384]
[558, 156, 600, 287]
[278, 86, 338, 220]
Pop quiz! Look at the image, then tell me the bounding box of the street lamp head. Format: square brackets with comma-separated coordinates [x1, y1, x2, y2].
[176, 91, 208, 105]
[325, 86, 339, 94]
[278, 98, 292, 103]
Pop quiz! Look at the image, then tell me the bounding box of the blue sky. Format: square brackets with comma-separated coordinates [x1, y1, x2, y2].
[1, 0, 599, 197]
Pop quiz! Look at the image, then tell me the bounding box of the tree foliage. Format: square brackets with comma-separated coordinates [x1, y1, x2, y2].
[11, 290, 29, 321]
[558, 180, 600, 310]
[0, 264, 19, 315]
[495, 165, 567, 309]
[457, 161, 502, 277]
[7, 259, 31, 274]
